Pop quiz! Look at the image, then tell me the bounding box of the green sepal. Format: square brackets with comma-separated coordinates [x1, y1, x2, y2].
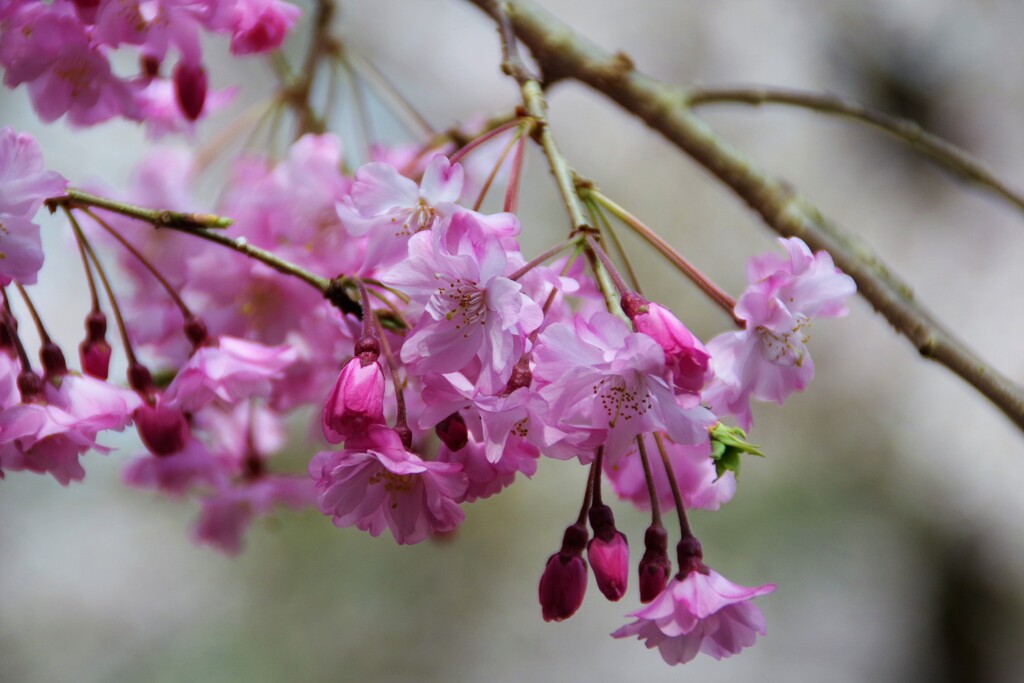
[709, 423, 764, 480]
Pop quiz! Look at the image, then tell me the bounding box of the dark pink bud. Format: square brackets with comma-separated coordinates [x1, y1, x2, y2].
[539, 523, 589, 622]
[71, 0, 101, 22]
[173, 62, 208, 121]
[141, 54, 162, 79]
[676, 535, 707, 577]
[79, 311, 111, 380]
[40, 340, 67, 378]
[639, 524, 672, 603]
[435, 412, 468, 451]
[229, 0, 302, 55]
[587, 503, 628, 600]
[184, 315, 211, 349]
[17, 370, 44, 403]
[630, 300, 711, 396]
[322, 357, 386, 443]
[134, 401, 190, 456]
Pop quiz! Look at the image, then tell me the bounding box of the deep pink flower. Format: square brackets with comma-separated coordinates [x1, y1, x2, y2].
[705, 237, 855, 428]
[321, 355, 386, 443]
[309, 425, 467, 545]
[0, 126, 67, 285]
[133, 397, 191, 456]
[434, 434, 538, 503]
[228, 0, 300, 54]
[613, 568, 775, 665]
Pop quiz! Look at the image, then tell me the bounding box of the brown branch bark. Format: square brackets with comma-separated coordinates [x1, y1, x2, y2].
[466, 0, 1024, 433]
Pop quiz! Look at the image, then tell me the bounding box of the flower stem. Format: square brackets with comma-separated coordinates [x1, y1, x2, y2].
[653, 432, 694, 540]
[636, 434, 662, 527]
[53, 188, 233, 229]
[509, 236, 580, 281]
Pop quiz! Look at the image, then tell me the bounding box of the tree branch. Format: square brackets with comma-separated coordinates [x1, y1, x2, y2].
[686, 85, 1024, 215]
[466, 0, 1024, 433]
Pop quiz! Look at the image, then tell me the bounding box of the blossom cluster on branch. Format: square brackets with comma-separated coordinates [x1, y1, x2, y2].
[0, 0, 863, 668]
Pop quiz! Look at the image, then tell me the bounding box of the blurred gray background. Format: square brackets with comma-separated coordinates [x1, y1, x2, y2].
[4, 1, 1024, 681]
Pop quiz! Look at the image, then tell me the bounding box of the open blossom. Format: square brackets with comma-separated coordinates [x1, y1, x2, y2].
[387, 212, 542, 390]
[533, 311, 714, 463]
[309, 425, 468, 545]
[613, 562, 775, 665]
[340, 154, 464, 271]
[193, 475, 313, 554]
[705, 237, 855, 428]
[228, 0, 301, 54]
[160, 336, 297, 413]
[0, 127, 67, 285]
[0, 373, 141, 485]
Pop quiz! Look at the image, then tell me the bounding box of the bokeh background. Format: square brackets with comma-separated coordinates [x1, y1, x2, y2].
[4, 1, 1024, 681]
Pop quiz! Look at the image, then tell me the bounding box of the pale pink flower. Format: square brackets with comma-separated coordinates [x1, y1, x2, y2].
[161, 336, 297, 412]
[0, 127, 67, 285]
[192, 475, 313, 554]
[387, 212, 542, 390]
[0, 4, 138, 125]
[309, 425, 467, 545]
[122, 438, 226, 496]
[0, 373, 141, 485]
[340, 154, 463, 271]
[613, 567, 775, 665]
[533, 312, 714, 463]
[705, 237, 855, 428]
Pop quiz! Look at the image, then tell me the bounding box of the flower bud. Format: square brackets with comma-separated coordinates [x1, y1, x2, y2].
[173, 61, 208, 121]
[538, 522, 588, 622]
[134, 401, 190, 456]
[39, 339, 68, 379]
[623, 295, 711, 397]
[79, 311, 111, 380]
[587, 503, 628, 601]
[322, 357, 386, 443]
[638, 523, 672, 603]
[435, 412, 468, 452]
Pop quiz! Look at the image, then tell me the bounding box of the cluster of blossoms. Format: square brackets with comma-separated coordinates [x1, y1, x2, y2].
[0, 4, 862, 666]
[0, 0, 300, 131]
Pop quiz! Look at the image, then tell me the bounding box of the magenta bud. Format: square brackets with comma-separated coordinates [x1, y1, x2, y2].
[322, 357, 386, 443]
[630, 301, 710, 395]
[80, 311, 111, 379]
[17, 370, 44, 403]
[140, 54, 161, 79]
[127, 362, 153, 393]
[676, 535, 706, 577]
[435, 412, 469, 451]
[173, 61, 208, 121]
[539, 523, 589, 622]
[588, 532, 629, 601]
[40, 340, 68, 378]
[639, 524, 672, 603]
[134, 401, 190, 456]
[183, 315, 211, 348]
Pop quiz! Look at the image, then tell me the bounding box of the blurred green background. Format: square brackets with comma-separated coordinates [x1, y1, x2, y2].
[3, 1, 1024, 681]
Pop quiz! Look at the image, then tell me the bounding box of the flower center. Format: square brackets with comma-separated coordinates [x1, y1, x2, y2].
[435, 276, 486, 337]
[757, 314, 811, 367]
[592, 375, 652, 428]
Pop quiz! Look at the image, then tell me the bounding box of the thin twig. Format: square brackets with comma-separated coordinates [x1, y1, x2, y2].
[687, 85, 1024, 215]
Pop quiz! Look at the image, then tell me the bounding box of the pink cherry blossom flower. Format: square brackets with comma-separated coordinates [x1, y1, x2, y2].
[309, 425, 467, 545]
[0, 4, 138, 125]
[228, 0, 301, 54]
[122, 438, 227, 496]
[386, 212, 542, 390]
[0, 127, 67, 285]
[0, 373, 141, 485]
[434, 434, 538, 502]
[192, 474, 313, 554]
[340, 154, 464, 271]
[613, 562, 775, 664]
[161, 336, 297, 413]
[532, 312, 714, 463]
[705, 237, 855, 428]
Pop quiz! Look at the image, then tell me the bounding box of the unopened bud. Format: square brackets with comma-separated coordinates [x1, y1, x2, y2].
[587, 504, 628, 601]
[322, 357, 386, 443]
[173, 61, 208, 121]
[435, 412, 468, 452]
[40, 340, 68, 378]
[79, 311, 111, 379]
[638, 524, 671, 603]
[538, 522, 589, 622]
[134, 401, 190, 456]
